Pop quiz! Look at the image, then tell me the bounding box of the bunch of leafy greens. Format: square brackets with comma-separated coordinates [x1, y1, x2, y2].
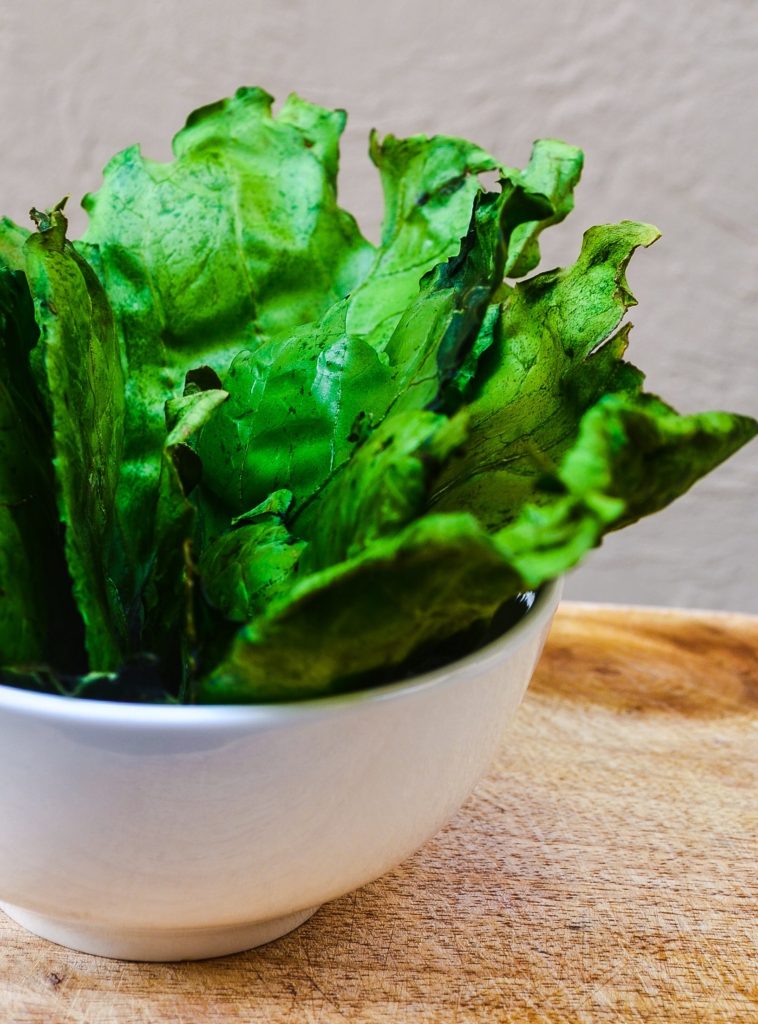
[0, 87, 754, 703]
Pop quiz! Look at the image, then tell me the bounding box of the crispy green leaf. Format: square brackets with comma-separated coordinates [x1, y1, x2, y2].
[197, 304, 396, 516]
[80, 87, 374, 609]
[200, 486, 617, 703]
[557, 392, 758, 533]
[492, 393, 758, 588]
[232, 488, 295, 525]
[385, 183, 552, 416]
[441, 302, 503, 410]
[24, 204, 126, 670]
[198, 178, 552, 520]
[0, 267, 88, 672]
[200, 386, 756, 703]
[194, 129, 506, 519]
[432, 221, 660, 527]
[345, 132, 497, 351]
[379, 139, 582, 412]
[503, 139, 584, 278]
[137, 379, 228, 688]
[3, 92, 754, 705]
[294, 409, 468, 570]
[81, 87, 372, 358]
[199, 490, 306, 624]
[0, 217, 29, 272]
[199, 513, 525, 702]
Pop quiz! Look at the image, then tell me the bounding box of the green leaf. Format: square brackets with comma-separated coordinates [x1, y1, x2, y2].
[24, 203, 127, 670]
[196, 303, 396, 516]
[197, 178, 552, 520]
[199, 387, 756, 703]
[556, 392, 758, 532]
[199, 513, 525, 703]
[80, 87, 374, 611]
[137, 378, 229, 689]
[375, 139, 582, 413]
[199, 478, 617, 703]
[345, 131, 498, 351]
[432, 221, 660, 527]
[294, 409, 468, 571]
[490, 392, 758, 590]
[0, 217, 29, 272]
[194, 128, 505, 520]
[0, 267, 88, 672]
[81, 87, 372, 357]
[441, 302, 503, 410]
[199, 490, 306, 625]
[3, 94, 753, 708]
[503, 139, 584, 278]
[384, 183, 552, 416]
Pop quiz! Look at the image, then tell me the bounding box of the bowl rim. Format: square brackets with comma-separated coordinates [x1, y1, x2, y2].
[0, 578, 562, 728]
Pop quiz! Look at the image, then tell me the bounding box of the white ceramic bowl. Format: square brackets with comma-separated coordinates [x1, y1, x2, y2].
[0, 579, 561, 961]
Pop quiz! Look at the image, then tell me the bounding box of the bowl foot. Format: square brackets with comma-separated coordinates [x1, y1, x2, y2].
[0, 901, 319, 961]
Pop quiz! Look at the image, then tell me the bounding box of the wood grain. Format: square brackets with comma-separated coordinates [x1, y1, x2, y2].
[1, 602, 756, 1023]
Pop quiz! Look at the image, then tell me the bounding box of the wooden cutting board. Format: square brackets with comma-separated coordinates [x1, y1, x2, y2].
[1, 602, 756, 1023]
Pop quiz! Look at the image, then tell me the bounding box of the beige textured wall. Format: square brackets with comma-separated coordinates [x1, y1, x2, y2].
[1, 0, 756, 610]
